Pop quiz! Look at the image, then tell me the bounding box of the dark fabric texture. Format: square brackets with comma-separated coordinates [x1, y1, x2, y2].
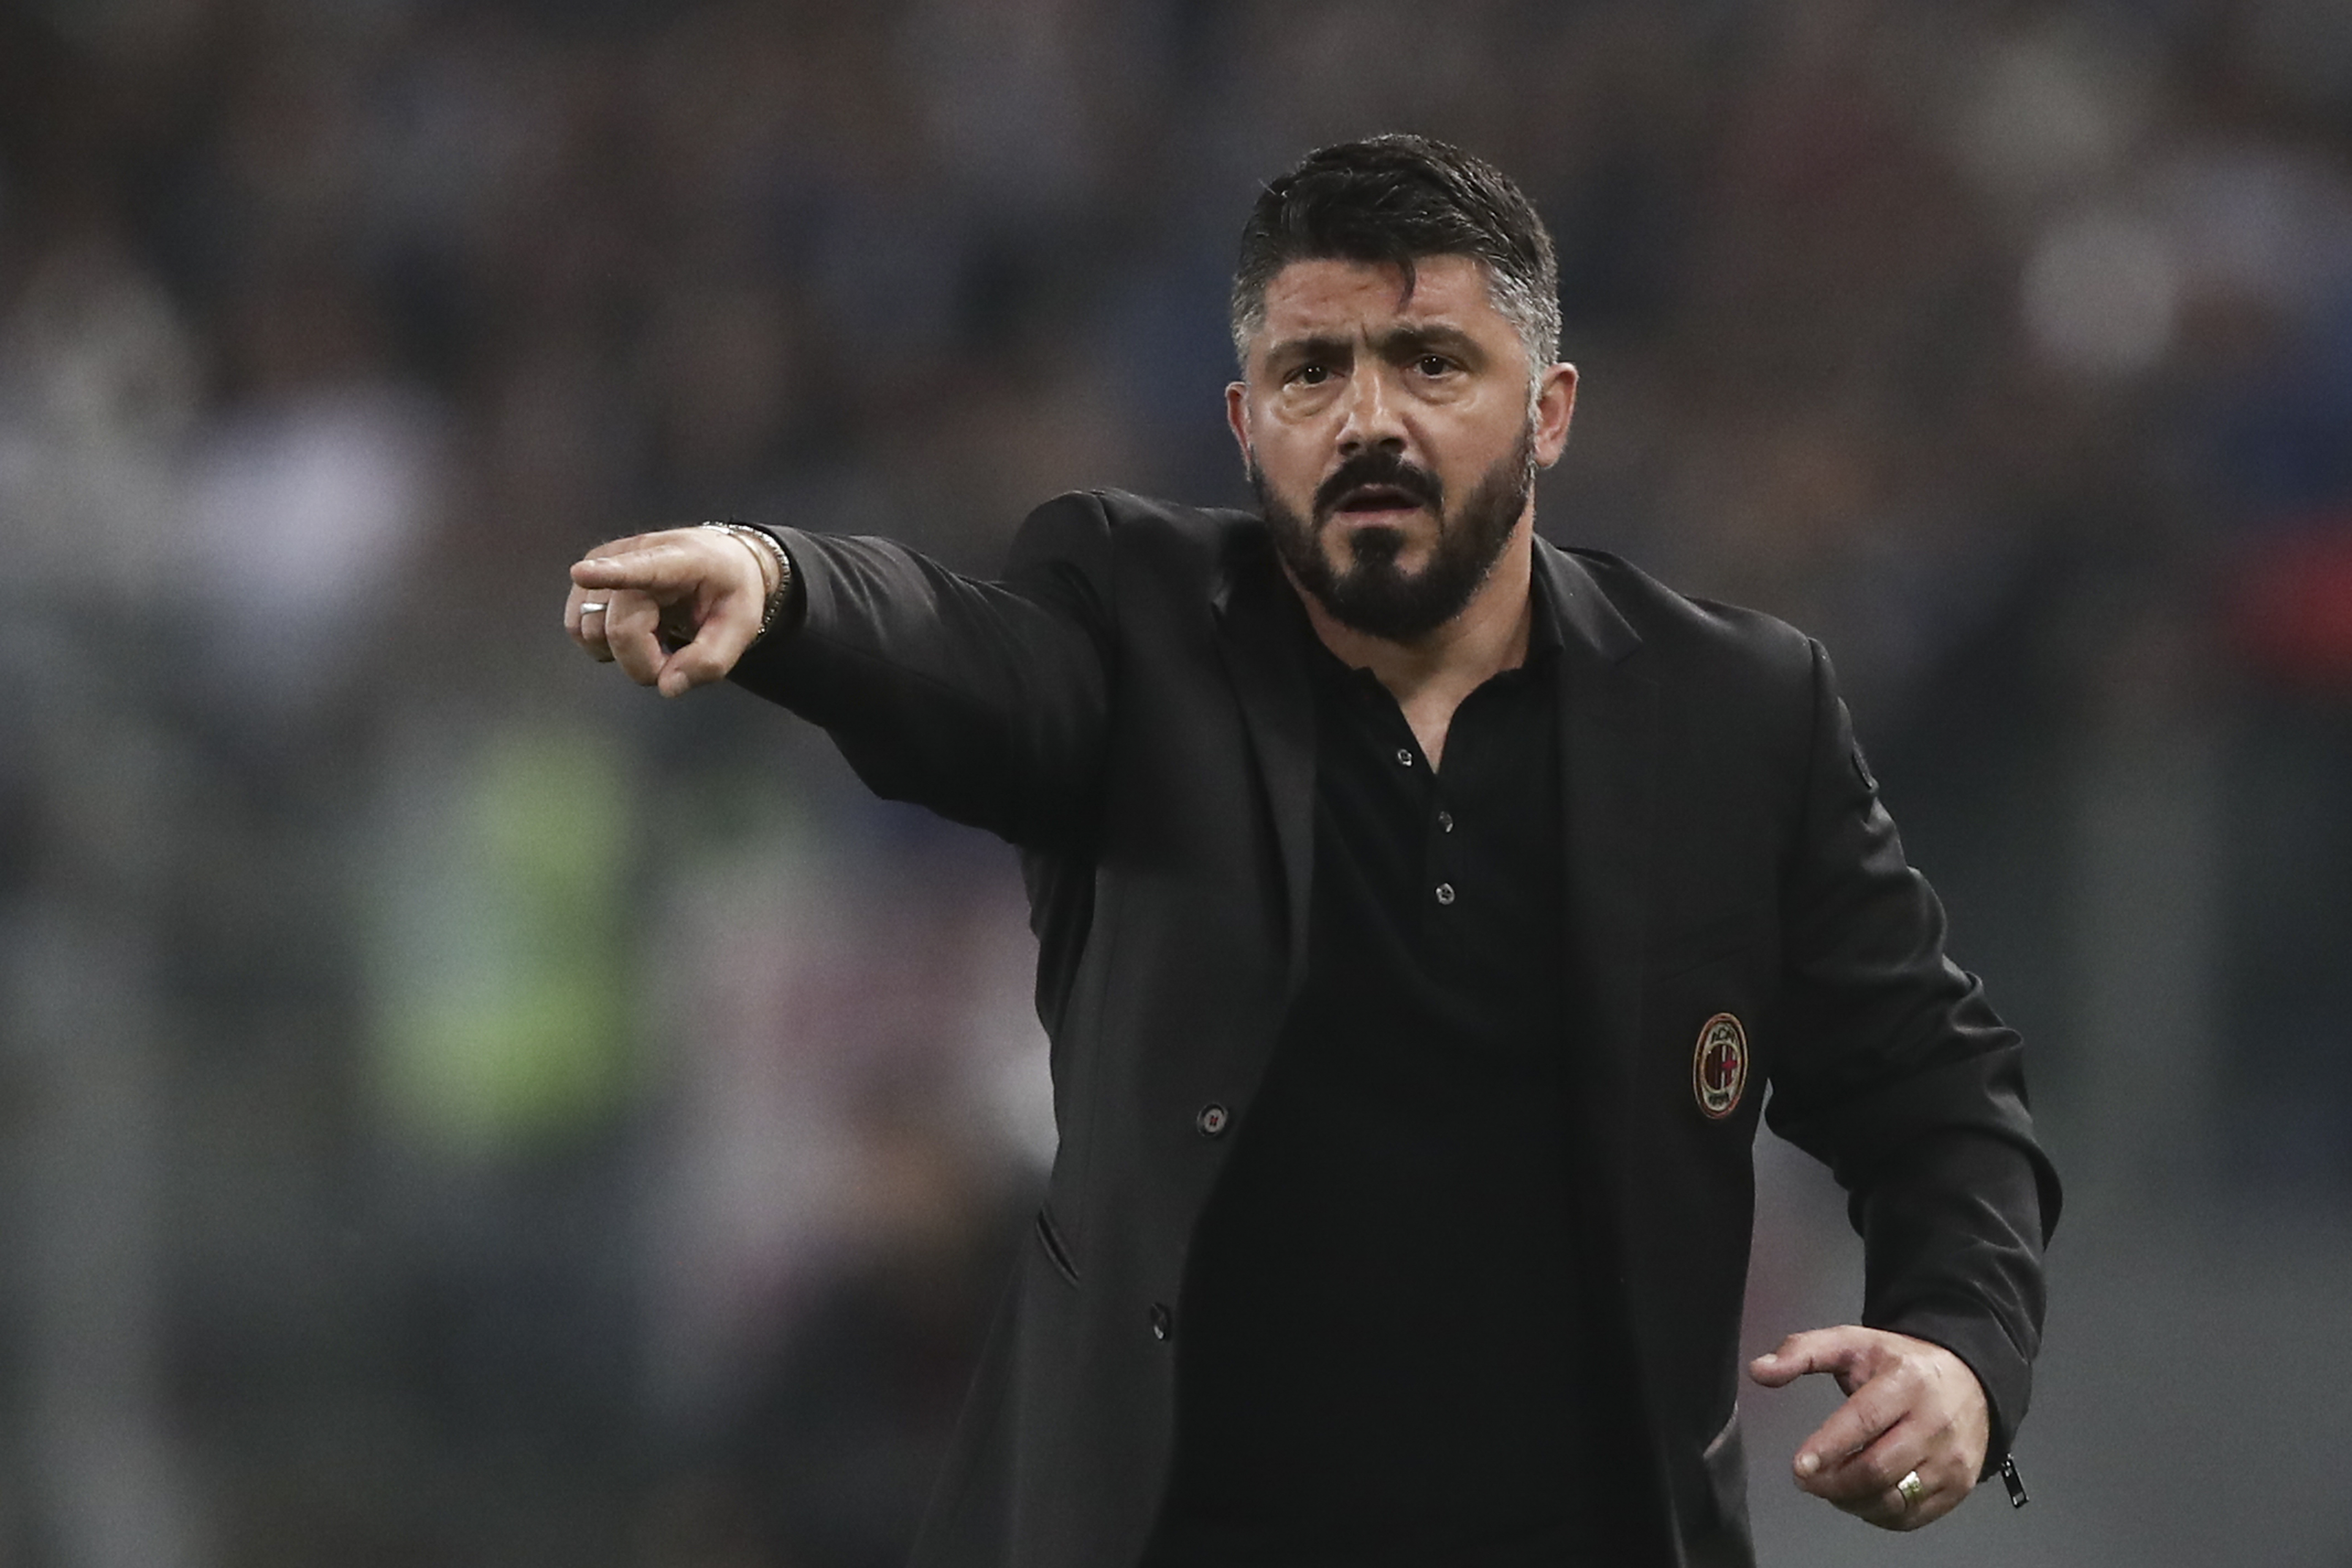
[728, 490, 2062, 1568]
[1146, 590, 1640, 1562]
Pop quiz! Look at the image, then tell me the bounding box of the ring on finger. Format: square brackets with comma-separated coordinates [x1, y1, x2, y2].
[579, 601, 608, 617]
[1896, 1470, 1926, 1509]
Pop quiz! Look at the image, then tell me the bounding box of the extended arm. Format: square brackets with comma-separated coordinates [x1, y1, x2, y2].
[564, 493, 1119, 847]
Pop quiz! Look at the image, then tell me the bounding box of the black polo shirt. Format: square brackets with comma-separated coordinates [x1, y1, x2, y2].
[1145, 581, 1634, 1565]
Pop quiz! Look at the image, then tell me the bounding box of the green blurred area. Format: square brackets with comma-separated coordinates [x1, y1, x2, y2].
[371, 724, 640, 1157]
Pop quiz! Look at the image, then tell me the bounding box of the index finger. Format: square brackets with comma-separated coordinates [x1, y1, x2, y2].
[1750, 1326, 1882, 1393]
[581, 532, 658, 560]
[570, 539, 708, 596]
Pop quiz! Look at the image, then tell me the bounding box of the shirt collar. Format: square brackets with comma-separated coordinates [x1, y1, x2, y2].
[1523, 555, 1568, 666]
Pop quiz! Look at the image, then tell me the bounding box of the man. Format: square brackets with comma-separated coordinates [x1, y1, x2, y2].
[565, 136, 2058, 1567]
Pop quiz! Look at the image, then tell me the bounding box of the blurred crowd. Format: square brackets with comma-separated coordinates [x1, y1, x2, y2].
[3, 0, 2350, 1563]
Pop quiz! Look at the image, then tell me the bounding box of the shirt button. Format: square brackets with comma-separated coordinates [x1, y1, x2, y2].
[1435, 882, 1456, 906]
[1437, 808, 1454, 833]
[1196, 1103, 1229, 1137]
[1149, 1303, 1173, 1340]
[1395, 748, 1414, 767]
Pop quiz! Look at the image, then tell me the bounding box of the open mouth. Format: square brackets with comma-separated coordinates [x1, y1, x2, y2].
[1332, 484, 1426, 516]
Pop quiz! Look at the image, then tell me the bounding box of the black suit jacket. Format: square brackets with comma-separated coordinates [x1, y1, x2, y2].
[730, 489, 2060, 1568]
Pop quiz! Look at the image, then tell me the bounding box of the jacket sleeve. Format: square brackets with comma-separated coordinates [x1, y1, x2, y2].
[1762, 640, 2063, 1476]
[725, 490, 1118, 849]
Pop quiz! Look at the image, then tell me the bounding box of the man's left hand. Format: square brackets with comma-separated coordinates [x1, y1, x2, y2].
[1748, 1326, 1987, 1530]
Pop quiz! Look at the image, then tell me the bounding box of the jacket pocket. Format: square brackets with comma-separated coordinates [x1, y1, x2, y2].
[1032, 1203, 1081, 1288]
[1697, 1400, 1751, 1555]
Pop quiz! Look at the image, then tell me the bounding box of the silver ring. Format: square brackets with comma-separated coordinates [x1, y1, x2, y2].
[1897, 1470, 1926, 1508]
[578, 602, 608, 616]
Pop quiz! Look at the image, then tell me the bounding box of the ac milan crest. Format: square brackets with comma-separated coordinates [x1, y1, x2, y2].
[1692, 1012, 1748, 1119]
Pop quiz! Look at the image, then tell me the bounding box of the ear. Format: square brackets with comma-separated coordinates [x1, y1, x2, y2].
[1225, 381, 1253, 467]
[1531, 362, 1578, 468]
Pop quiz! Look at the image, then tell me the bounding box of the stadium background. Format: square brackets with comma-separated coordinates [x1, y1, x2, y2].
[4, 0, 2351, 1562]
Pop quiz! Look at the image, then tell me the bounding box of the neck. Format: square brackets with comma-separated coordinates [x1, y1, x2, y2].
[1286, 519, 1537, 768]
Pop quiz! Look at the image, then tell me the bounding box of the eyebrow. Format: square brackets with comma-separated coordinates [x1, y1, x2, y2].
[1372, 323, 1483, 361]
[1265, 332, 1355, 367]
[1264, 323, 1486, 368]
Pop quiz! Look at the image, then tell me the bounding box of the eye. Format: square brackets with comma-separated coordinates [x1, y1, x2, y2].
[1415, 354, 1455, 377]
[1288, 362, 1331, 387]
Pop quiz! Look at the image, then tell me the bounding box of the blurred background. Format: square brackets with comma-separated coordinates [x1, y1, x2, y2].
[3, 0, 2350, 1562]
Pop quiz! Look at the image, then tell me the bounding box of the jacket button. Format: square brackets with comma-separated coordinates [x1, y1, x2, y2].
[1196, 1103, 1229, 1137]
[1149, 1303, 1173, 1341]
[1434, 882, 1456, 906]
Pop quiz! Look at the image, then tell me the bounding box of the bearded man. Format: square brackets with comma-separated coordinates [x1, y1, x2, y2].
[564, 135, 2058, 1568]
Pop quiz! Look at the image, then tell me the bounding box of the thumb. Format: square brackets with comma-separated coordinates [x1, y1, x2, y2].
[648, 584, 763, 697]
[654, 626, 748, 697]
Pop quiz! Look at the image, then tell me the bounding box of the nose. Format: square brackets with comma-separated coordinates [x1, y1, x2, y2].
[1336, 362, 1406, 457]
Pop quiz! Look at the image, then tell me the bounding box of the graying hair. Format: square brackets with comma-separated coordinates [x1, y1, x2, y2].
[1230, 135, 1563, 406]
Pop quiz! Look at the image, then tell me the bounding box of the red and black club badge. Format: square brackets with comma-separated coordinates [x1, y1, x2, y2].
[1692, 1012, 1748, 1119]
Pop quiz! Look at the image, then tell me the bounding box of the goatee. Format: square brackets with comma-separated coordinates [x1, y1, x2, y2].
[1255, 428, 1535, 643]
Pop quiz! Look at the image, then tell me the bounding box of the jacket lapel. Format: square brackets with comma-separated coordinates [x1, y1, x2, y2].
[1211, 535, 1317, 1002]
[1539, 542, 1691, 1544]
[1538, 540, 1657, 1145]
[1211, 535, 1654, 1021]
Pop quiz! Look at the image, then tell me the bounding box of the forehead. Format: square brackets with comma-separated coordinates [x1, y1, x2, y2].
[1253, 254, 1509, 350]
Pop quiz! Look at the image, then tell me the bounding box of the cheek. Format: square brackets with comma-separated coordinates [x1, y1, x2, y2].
[1439, 414, 1531, 483]
[1250, 429, 1329, 500]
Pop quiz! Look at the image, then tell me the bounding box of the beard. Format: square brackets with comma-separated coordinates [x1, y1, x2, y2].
[1254, 426, 1536, 643]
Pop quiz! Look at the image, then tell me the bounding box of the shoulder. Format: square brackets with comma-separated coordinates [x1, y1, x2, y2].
[1552, 547, 1858, 851]
[1023, 488, 1260, 548]
[1007, 488, 1268, 593]
[1555, 542, 1821, 689]
[1546, 543, 1834, 797]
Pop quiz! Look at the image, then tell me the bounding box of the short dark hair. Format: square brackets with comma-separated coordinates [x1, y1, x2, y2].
[1230, 134, 1561, 383]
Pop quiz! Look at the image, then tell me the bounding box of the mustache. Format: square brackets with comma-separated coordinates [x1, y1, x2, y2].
[1312, 450, 1443, 520]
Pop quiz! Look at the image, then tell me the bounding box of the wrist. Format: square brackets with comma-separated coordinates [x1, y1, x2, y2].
[699, 520, 794, 643]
